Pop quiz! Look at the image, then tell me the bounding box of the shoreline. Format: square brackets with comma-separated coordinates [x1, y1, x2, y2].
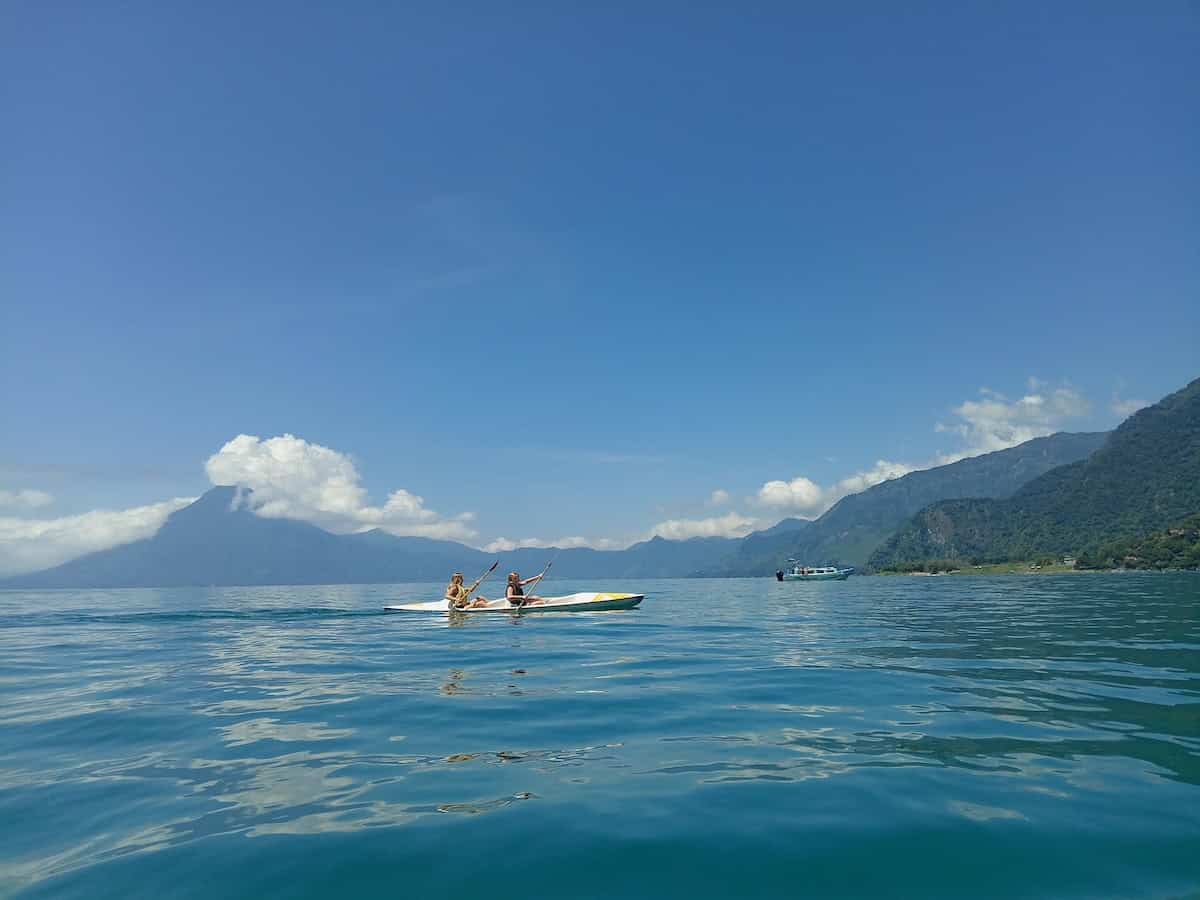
[877, 564, 1196, 576]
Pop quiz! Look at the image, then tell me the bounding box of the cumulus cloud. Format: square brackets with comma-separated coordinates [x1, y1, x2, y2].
[0, 498, 194, 577]
[707, 489, 731, 507]
[757, 476, 824, 514]
[649, 512, 759, 541]
[936, 383, 1089, 459]
[206, 434, 477, 541]
[0, 489, 54, 510]
[831, 460, 920, 496]
[756, 460, 916, 517]
[482, 535, 624, 553]
[752, 377, 1091, 521]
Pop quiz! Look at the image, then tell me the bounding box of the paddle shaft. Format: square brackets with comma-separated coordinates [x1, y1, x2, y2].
[526, 562, 552, 594]
[465, 560, 499, 602]
[518, 554, 558, 602]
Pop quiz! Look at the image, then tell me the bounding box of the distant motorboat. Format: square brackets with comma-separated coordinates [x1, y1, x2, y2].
[776, 562, 854, 581]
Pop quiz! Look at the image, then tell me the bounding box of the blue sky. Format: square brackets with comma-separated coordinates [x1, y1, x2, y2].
[2, 2, 1198, 571]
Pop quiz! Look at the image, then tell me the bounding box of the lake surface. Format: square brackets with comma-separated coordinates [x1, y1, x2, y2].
[1, 575, 1198, 899]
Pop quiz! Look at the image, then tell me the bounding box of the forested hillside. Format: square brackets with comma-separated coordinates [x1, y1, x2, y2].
[870, 377, 1200, 568]
[704, 431, 1106, 574]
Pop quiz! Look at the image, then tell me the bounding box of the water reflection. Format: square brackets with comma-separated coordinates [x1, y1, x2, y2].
[436, 792, 533, 815]
[220, 718, 355, 747]
[440, 669, 468, 695]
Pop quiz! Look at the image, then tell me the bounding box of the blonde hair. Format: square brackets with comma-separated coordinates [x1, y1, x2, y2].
[507, 572, 519, 584]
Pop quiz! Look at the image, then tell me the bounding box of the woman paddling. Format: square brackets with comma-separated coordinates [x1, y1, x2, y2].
[506, 571, 546, 607]
[444, 572, 489, 609]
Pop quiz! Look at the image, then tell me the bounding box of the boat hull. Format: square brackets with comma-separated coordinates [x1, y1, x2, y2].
[384, 592, 644, 614]
[780, 572, 849, 581]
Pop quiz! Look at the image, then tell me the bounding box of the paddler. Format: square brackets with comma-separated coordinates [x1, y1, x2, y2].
[505, 571, 545, 607]
[444, 572, 489, 609]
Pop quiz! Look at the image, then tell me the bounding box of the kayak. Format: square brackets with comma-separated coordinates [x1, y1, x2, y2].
[384, 591, 644, 614]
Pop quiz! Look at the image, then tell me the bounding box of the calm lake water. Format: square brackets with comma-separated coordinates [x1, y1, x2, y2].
[1, 575, 1198, 899]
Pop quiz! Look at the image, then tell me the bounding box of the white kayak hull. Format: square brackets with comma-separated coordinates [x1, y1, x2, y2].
[384, 591, 644, 614]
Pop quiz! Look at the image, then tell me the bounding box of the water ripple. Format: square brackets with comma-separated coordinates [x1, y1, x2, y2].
[1, 575, 1198, 898]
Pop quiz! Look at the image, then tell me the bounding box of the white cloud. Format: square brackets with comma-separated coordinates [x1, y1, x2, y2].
[829, 460, 921, 497]
[649, 512, 759, 540]
[707, 489, 730, 507]
[752, 377, 1092, 521]
[1111, 396, 1148, 418]
[0, 498, 194, 577]
[941, 383, 1089, 458]
[481, 535, 624, 553]
[757, 476, 825, 514]
[756, 460, 915, 517]
[205, 434, 476, 541]
[0, 489, 54, 510]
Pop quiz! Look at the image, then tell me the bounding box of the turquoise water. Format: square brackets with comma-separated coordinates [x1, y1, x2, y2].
[1, 575, 1198, 899]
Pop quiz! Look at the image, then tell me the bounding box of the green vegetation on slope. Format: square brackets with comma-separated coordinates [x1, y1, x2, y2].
[703, 431, 1107, 575]
[1077, 514, 1200, 570]
[869, 377, 1200, 569]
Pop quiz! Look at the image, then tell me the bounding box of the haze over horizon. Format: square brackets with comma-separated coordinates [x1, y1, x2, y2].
[3, 4, 1197, 575]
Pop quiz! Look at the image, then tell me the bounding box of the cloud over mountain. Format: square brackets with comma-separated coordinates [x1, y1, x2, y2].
[649, 512, 759, 540]
[482, 535, 623, 553]
[756, 460, 917, 517]
[757, 379, 1091, 516]
[0, 498, 194, 576]
[937, 383, 1089, 459]
[205, 434, 477, 541]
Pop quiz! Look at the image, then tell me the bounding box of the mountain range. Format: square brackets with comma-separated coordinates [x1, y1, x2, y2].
[702, 431, 1108, 575]
[2, 429, 1109, 588]
[8, 374, 1193, 589]
[869, 377, 1200, 568]
[0, 486, 750, 588]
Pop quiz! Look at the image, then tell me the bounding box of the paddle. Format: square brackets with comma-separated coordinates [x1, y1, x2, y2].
[519, 555, 557, 604]
[460, 560, 499, 607]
